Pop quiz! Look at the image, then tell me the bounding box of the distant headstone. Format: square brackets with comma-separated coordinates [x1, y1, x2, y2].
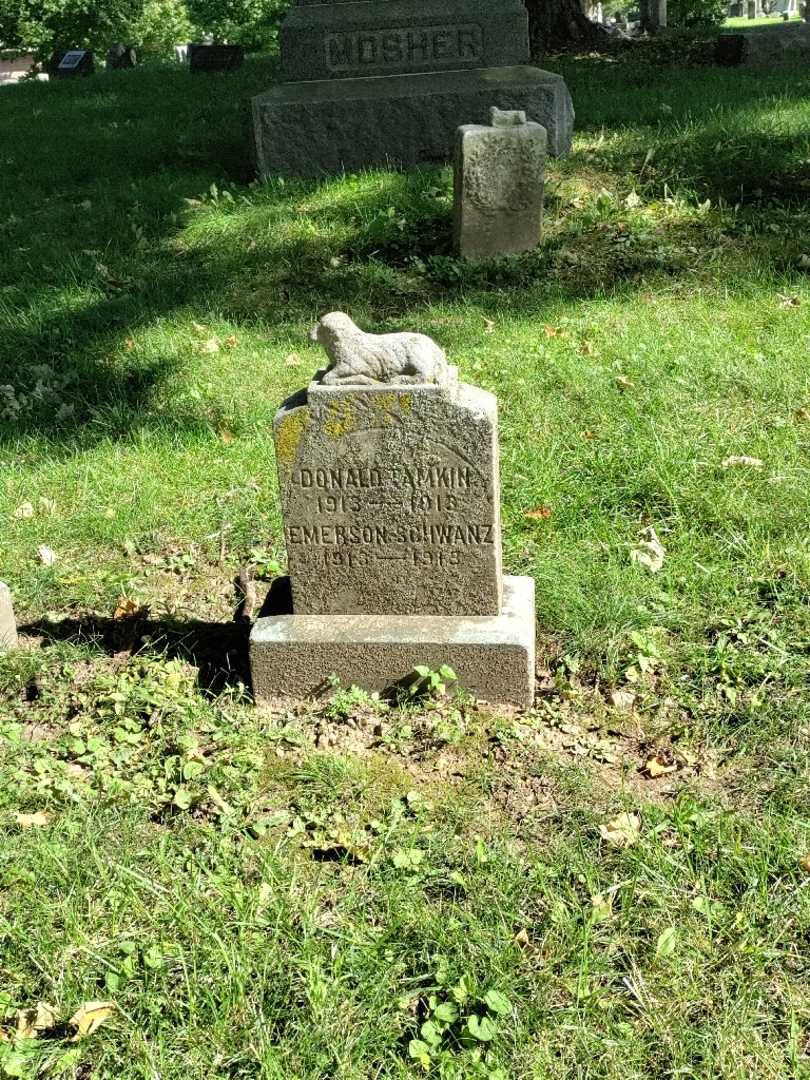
[52, 49, 94, 79]
[174, 44, 189, 63]
[716, 21, 810, 62]
[251, 0, 574, 179]
[0, 582, 18, 651]
[188, 43, 244, 73]
[453, 107, 546, 260]
[249, 312, 535, 707]
[106, 43, 137, 69]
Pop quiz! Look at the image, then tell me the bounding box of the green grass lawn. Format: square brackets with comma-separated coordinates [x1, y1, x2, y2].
[724, 13, 805, 26]
[0, 44, 809, 1079]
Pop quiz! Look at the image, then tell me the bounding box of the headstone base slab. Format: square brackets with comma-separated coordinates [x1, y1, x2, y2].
[252, 66, 573, 178]
[0, 582, 18, 651]
[250, 574, 535, 707]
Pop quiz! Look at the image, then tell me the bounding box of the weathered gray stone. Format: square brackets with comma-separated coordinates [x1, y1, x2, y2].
[0, 582, 18, 651]
[454, 107, 546, 260]
[279, 0, 530, 83]
[250, 573, 535, 707]
[274, 371, 502, 617]
[252, 65, 574, 178]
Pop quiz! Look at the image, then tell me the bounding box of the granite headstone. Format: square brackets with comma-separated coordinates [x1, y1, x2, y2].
[249, 313, 535, 706]
[189, 43, 245, 73]
[51, 49, 94, 78]
[106, 43, 137, 69]
[251, 0, 574, 178]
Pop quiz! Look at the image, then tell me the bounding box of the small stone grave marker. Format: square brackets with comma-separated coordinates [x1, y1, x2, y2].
[107, 43, 137, 69]
[188, 44, 245, 73]
[453, 107, 547, 260]
[0, 582, 18, 651]
[250, 312, 535, 706]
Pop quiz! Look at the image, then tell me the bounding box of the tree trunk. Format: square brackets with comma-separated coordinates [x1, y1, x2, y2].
[524, 0, 598, 53]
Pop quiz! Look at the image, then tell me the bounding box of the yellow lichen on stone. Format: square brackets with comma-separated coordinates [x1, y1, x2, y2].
[324, 390, 412, 437]
[324, 397, 358, 438]
[274, 409, 309, 474]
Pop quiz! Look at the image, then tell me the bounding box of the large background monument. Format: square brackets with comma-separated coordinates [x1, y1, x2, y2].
[252, 0, 574, 177]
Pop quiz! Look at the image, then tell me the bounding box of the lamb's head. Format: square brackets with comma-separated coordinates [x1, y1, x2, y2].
[309, 311, 360, 350]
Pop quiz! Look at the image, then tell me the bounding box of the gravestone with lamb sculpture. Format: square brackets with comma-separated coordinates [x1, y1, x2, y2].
[249, 312, 535, 707]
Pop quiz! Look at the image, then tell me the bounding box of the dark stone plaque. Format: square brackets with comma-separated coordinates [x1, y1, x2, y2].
[51, 49, 94, 78]
[188, 43, 245, 73]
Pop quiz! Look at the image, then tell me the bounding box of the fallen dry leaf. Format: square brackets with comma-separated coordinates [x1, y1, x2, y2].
[482, 317, 495, 334]
[615, 374, 635, 391]
[15, 811, 50, 828]
[285, 352, 303, 367]
[610, 688, 636, 710]
[219, 429, 234, 445]
[523, 506, 552, 521]
[543, 324, 560, 338]
[16, 1002, 58, 1039]
[590, 893, 613, 923]
[722, 455, 763, 470]
[124, 338, 135, 351]
[778, 294, 799, 309]
[643, 753, 677, 779]
[113, 597, 140, 620]
[512, 928, 530, 948]
[581, 429, 596, 440]
[13, 501, 34, 519]
[37, 545, 57, 566]
[795, 407, 810, 422]
[224, 335, 238, 348]
[38, 497, 56, 515]
[624, 190, 642, 209]
[69, 1001, 116, 1039]
[580, 340, 596, 356]
[630, 526, 665, 573]
[799, 853, 810, 875]
[202, 337, 220, 353]
[599, 812, 641, 849]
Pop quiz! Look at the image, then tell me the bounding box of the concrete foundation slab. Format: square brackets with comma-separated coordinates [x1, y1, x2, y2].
[252, 65, 574, 178]
[250, 574, 535, 707]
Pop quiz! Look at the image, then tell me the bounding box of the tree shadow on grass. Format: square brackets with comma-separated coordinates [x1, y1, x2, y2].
[1, 47, 808, 447]
[21, 611, 252, 695]
[20, 576, 297, 696]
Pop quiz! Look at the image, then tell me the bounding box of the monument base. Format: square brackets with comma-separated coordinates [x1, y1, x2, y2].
[251, 66, 574, 179]
[250, 575, 535, 707]
[0, 582, 18, 651]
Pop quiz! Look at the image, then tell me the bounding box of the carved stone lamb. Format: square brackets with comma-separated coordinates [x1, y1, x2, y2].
[310, 312, 451, 387]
